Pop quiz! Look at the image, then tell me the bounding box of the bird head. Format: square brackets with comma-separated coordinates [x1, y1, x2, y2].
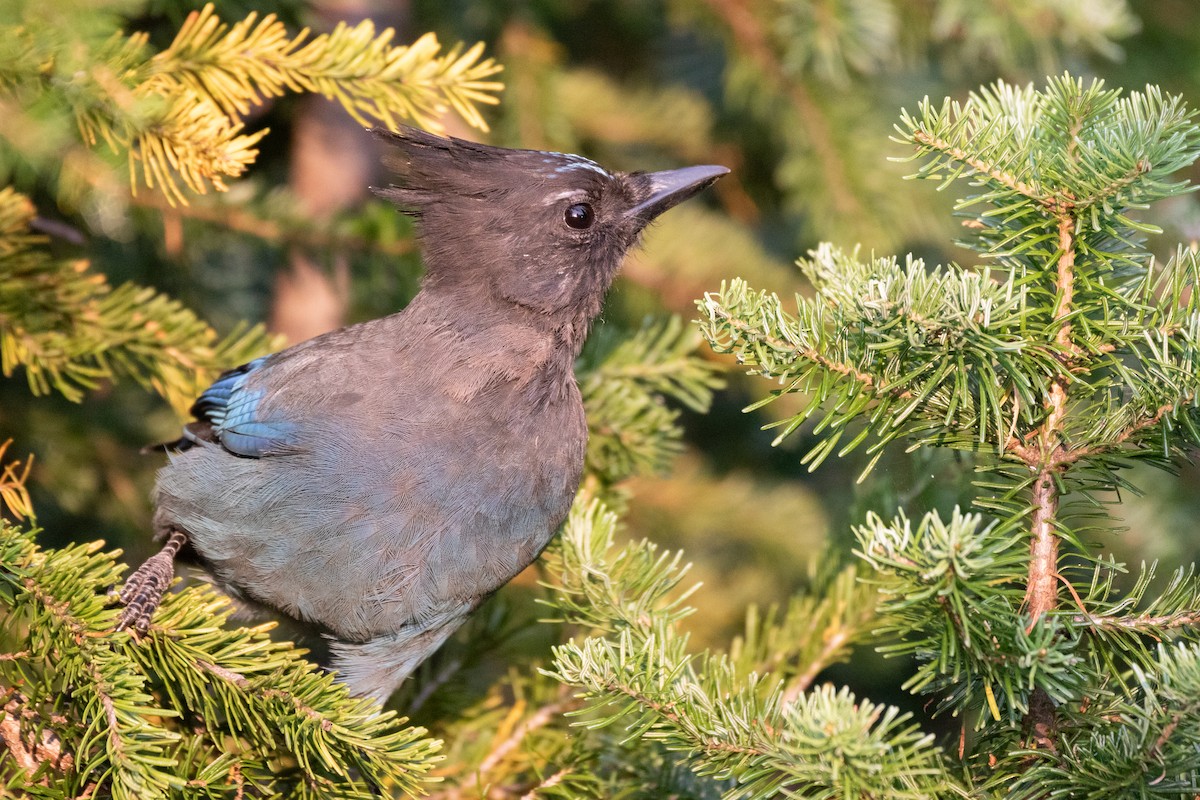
[370, 126, 727, 340]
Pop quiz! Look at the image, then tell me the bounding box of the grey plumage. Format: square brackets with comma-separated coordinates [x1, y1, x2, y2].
[120, 125, 727, 701]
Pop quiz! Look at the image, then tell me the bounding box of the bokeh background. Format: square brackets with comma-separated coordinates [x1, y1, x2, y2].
[6, 0, 1200, 712]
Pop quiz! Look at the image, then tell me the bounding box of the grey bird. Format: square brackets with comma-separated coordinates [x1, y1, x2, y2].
[117, 125, 727, 701]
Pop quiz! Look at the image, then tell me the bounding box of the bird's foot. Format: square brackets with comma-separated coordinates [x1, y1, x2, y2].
[115, 528, 188, 633]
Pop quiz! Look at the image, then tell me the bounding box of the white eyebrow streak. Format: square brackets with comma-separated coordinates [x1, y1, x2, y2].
[538, 153, 611, 178]
[542, 188, 588, 205]
[556, 160, 608, 176]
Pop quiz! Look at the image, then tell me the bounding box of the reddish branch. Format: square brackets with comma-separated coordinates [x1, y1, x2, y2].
[911, 131, 1042, 200]
[1051, 216, 1078, 352]
[425, 692, 579, 800]
[1022, 217, 1078, 624]
[1006, 401, 1177, 471]
[783, 627, 852, 705]
[1012, 212, 1082, 748]
[0, 690, 74, 780]
[909, 132, 1148, 218]
[562, 671, 783, 763]
[699, 0, 864, 221]
[1078, 609, 1200, 633]
[709, 310, 915, 400]
[702, 36, 1188, 760]
[518, 769, 569, 799]
[1024, 470, 1060, 625]
[475, 698, 576, 781]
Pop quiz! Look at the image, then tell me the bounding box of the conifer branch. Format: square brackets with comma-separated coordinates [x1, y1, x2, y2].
[542, 498, 945, 796]
[707, 78, 1200, 774]
[1057, 402, 1181, 468]
[783, 625, 852, 703]
[1051, 215, 1077, 352]
[0, 440, 33, 521]
[432, 693, 579, 800]
[0, 4, 503, 206]
[0, 690, 73, 777]
[0, 188, 277, 411]
[0, 523, 442, 797]
[1070, 561, 1200, 676]
[909, 129, 1042, 201]
[704, 302, 913, 399]
[517, 768, 568, 799]
[699, 247, 1048, 472]
[143, 5, 502, 133]
[733, 564, 877, 704]
[476, 697, 575, 779]
[579, 316, 722, 488]
[1022, 211, 1077, 685]
[1011, 644, 1200, 795]
[1025, 469, 1060, 620]
[1078, 610, 1200, 633]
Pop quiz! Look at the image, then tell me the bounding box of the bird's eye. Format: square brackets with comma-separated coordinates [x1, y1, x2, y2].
[564, 202, 595, 230]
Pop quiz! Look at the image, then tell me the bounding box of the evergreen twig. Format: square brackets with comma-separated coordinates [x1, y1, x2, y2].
[700, 73, 1200, 786]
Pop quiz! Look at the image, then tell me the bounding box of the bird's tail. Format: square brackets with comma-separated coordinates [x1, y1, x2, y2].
[328, 605, 472, 702]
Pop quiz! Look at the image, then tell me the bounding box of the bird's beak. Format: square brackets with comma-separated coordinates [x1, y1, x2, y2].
[625, 164, 730, 223]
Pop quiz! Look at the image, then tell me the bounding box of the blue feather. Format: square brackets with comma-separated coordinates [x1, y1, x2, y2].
[191, 357, 266, 425]
[190, 357, 299, 457]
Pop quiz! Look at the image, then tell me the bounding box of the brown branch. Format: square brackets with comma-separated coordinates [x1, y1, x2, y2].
[405, 655, 464, 716]
[197, 659, 251, 688]
[0, 697, 39, 774]
[1076, 609, 1200, 634]
[1017, 208, 1082, 751]
[198, 657, 336, 732]
[699, 0, 864, 221]
[1058, 403, 1177, 465]
[477, 698, 573, 779]
[1004, 435, 1040, 464]
[259, 687, 334, 732]
[598, 676, 770, 758]
[23, 578, 88, 640]
[1023, 689, 1058, 753]
[710, 308, 914, 400]
[1024, 469, 1060, 627]
[910, 130, 1044, 201]
[426, 692, 577, 800]
[90, 662, 123, 761]
[1022, 215, 1079, 628]
[1052, 216, 1077, 350]
[131, 192, 416, 258]
[1086, 160, 1152, 209]
[0, 690, 73, 781]
[518, 768, 569, 799]
[782, 626, 852, 704]
[910, 131, 1149, 221]
[1008, 400, 1180, 469]
[1149, 703, 1198, 760]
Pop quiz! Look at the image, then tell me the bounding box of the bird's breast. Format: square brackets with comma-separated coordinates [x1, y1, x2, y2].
[153, 330, 589, 642]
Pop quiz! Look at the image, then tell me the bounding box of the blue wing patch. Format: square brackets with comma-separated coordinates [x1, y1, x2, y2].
[189, 357, 300, 458]
[190, 357, 264, 425]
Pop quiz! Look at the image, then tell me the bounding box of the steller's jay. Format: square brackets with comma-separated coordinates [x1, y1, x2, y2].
[116, 125, 727, 701]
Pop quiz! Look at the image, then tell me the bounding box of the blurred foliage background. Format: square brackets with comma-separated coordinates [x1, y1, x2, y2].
[5, 0, 1200, 724]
